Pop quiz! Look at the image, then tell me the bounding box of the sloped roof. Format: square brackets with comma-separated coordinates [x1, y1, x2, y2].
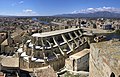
[1, 57, 19, 68]
[70, 49, 90, 59]
[1, 39, 8, 45]
[32, 28, 80, 38]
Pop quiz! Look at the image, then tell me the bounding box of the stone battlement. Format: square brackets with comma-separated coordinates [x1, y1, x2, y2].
[90, 40, 120, 77]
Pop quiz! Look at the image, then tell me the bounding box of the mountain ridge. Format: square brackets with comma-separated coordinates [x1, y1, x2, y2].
[54, 11, 120, 18]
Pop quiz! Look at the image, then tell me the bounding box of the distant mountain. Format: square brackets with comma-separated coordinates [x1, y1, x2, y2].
[54, 11, 120, 18]
[0, 15, 43, 18]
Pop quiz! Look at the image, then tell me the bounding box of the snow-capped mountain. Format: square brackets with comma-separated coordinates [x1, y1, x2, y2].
[54, 7, 120, 18]
[72, 7, 120, 14]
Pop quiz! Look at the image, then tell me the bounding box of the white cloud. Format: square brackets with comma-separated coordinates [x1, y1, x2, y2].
[72, 7, 120, 13]
[23, 9, 33, 13]
[21, 9, 39, 16]
[12, 1, 24, 6]
[87, 8, 94, 10]
[71, 11, 79, 14]
[0, 9, 40, 16]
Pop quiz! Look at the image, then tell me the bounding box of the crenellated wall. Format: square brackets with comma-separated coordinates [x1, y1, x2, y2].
[89, 40, 120, 77]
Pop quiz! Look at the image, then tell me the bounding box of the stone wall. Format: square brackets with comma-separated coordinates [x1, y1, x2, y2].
[65, 54, 89, 71]
[0, 33, 6, 44]
[89, 41, 120, 77]
[19, 58, 29, 69]
[49, 57, 65, 71]
[19, 56, 65, 72]
[34, 66, 57, 77]
[65, 49, 89, 71]
[65, 58, 74, 71]
[77, 54, 89, 71]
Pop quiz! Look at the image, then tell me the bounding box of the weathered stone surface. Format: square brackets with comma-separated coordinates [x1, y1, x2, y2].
[90, 39, 120, 77]
[1, 57, 19, 68]
[34, 66, 57, 77]
[65, 49, 89, 71]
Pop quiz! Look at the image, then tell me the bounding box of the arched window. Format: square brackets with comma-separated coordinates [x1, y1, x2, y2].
[110, 72, 115, 77]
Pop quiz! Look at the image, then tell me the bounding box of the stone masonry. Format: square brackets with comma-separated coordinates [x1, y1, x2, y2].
[90, 39, 120, 77]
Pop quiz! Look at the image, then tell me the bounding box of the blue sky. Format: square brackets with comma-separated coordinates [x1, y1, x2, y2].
[0, 0, 120, 16]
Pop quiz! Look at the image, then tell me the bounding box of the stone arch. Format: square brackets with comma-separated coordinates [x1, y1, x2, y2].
[110, 72, 115, 77]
